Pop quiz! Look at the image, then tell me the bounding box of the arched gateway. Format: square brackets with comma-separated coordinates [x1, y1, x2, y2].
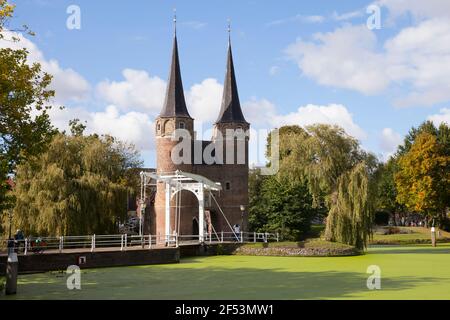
[140, 170, 224, 243]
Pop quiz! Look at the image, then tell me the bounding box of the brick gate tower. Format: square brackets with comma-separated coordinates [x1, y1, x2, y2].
[153, 21, 250, 239]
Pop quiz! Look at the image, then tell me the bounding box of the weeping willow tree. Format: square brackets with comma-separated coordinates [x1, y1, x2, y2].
[271, 124, 379, 250]
[10, 130, 142, 236]
[324, 162, 376, 249]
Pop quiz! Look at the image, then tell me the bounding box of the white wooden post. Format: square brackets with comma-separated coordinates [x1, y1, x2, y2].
[198, 183, 205, 243]
[91, 234, 96, 252]
[276, 232, 279, 242]
[175, 233, 179, 248]
[240, 232, 244, 243]
[24, 238, 28, 256]
[221, 231, 224, 243]
[59, 236, 63, 253]
[254, 232, 257, 243]
[124, 234, 127, 250]
[165, 183, 171, 244]
[148, 234, 152, 249]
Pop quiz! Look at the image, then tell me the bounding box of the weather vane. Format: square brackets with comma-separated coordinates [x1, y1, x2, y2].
[227, 18, 231, 43]
[173, 8, 177, 35]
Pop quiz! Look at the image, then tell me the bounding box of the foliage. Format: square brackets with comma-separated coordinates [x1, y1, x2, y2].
[266, 124, 378, 249]
[249, 173, 316, 241]
[0, 1, 56, 216]
[324, 162, 376, 249]
[10, 131, 142, 236]
[397, 120, 440, 156]
[395, 132, 449, 222]
[0, 0, 15, 37]
[373, 121, 450, 229]
[375, 158, 403, 216]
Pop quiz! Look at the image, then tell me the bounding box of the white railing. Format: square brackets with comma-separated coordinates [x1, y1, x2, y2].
[0, 231, 278, 255]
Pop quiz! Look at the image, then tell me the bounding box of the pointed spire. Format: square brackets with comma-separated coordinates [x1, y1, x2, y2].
[159, 13, 192, 119]
[216, 22, 248, 125]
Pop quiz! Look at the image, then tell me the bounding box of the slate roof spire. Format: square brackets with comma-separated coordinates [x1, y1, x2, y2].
[215, 21, 248, 125]
[159, 12, 192, 119]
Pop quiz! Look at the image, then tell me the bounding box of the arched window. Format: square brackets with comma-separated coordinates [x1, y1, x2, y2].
[179, 122, 185, 129]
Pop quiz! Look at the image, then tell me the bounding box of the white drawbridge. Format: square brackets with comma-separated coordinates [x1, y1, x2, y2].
[140, 170, 238, 243]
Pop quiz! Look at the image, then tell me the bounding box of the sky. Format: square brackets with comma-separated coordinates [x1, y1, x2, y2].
[4, 0, 450, 167]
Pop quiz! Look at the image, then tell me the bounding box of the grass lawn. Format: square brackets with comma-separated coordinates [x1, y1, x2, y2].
[371, 227, 450, 245]
[2, 244, 450, 300]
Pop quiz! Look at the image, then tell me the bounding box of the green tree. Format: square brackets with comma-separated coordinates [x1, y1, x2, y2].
[325, 162, 376, 249]
[249, 174, 315, 241]
[1, 1, 56, 215]
[272, 124, 378, 249]
[11, 131, 142, 236]
[375, 158, 404, 224]
[249, 126, 320, 240]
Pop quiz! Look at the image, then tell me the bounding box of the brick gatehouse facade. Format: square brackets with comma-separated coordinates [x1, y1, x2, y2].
[150, 30, 250, 237]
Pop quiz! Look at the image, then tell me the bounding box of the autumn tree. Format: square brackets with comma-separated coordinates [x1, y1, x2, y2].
[395, 132, 449, 225]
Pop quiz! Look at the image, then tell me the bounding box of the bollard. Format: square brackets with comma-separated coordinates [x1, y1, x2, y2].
[431, 227, 437, 247]
[5, 252, 18, 295]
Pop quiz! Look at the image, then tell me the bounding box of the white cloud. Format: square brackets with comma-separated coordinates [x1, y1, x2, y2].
[428, 108, 450, 126]
[186, 78, 223, 123]
[244, 100, 366, 140]
[267, 14, 325, 27]
[376, 0, 450, 20]
[332, 10, 364, 21]
[385, 18, 450, 107]
[286, 25, 388, 95]
[48, 105, 155, 151]
[379, 128, 403, 160]
[0, 32, 90, 102]
[96, 69, 166, 114]
[273, 103, 367, 140]
[286, 18, 450, 107]
[243, 98, 278, 127]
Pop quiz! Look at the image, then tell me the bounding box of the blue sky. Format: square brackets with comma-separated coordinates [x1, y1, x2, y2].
[7, 0, 450, 167]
